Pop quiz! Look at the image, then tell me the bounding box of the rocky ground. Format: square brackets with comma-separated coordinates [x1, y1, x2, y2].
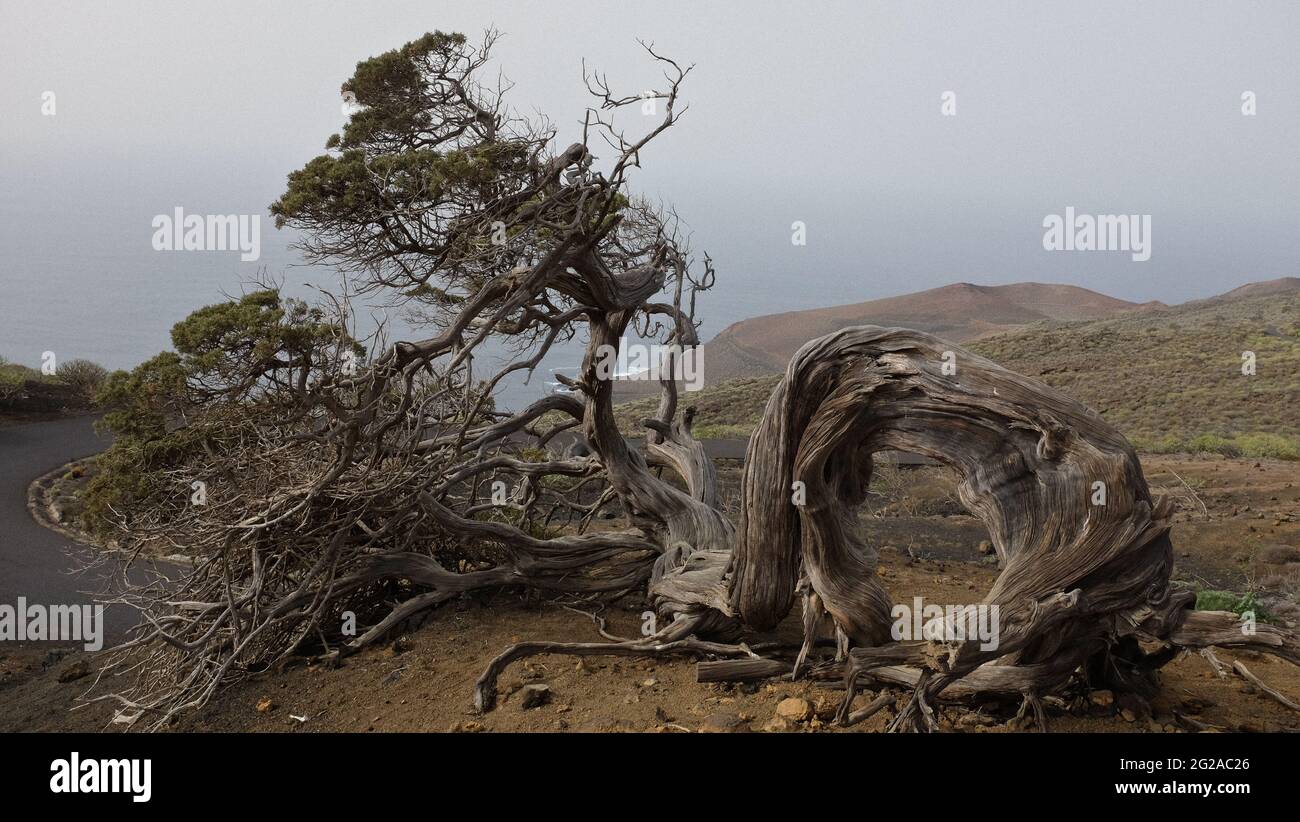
[3, 453, 1297, 733]
[3, 552, 1299, 733]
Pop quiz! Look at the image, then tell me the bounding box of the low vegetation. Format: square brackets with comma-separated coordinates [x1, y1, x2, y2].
[1195, 589, 1269, 622]
[619, 291, 1300, 459]
[0, 354, 108, 419]
[0, 356, 52, 398]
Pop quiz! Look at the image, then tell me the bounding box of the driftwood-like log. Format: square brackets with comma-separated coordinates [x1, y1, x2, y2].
[469, 326, 1300, 730]
[650, 326, 1300, 729]
[465, 325, 1300, 732]
[728, 327, 1183, 653]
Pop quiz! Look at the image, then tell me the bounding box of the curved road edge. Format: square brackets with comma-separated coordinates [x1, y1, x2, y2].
[0, 415, 138, 643]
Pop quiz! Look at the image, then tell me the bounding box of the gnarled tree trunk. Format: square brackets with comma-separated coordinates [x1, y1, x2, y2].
[90, 33, 1298, 730]
[487, 325, 1300, 731]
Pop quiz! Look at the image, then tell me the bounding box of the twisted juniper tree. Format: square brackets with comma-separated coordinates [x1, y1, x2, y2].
[88, 31, 1298, 730]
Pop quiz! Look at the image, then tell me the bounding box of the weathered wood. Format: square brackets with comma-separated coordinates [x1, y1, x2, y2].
[840, 692, 895, 727]
[696, 658, 794, 683]
[470, 325, 1300, 728]
[663, 326, 1300, 729]
[1231, 660, 1300, 713]
[1168, 609, 1300, 665]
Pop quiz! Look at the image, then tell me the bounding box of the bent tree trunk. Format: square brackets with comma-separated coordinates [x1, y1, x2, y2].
[489, 325, 1300, 730]
[101, 37, 1298, 730]
[724, 326, 1187, 729]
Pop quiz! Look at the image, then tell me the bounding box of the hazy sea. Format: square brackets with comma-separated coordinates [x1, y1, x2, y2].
[0, 198, 685, 411]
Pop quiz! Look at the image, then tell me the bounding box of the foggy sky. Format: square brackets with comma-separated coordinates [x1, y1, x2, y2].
[2, 0, 1297, 368]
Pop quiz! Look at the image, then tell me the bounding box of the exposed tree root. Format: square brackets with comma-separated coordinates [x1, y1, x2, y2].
[1012, 689, 1048, 733]
[1231, 659, 1300, 714]
[838, 691, 895, 727]
[478, 328, 1300, 730]
[472, 614, 762, 712]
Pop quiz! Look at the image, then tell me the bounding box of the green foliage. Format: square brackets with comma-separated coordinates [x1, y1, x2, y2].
[270, 31, 533, 236]
[1186, 433, 1240, 457]
[265, 29, 637, 313]
[84, 349, 212, 534]
[272, 144, 528, 230]
[168, 288, 353, 378]
[0, 359, 56, 387]
[339, 32, 467, 149]
[96, 352, 186, 440]
[82, 290, 360, 536]
[57, 359, 109, 402]
[690, 423, 757, 440]
[1234, 432, 1300, 460]
[1130, 431, 1300, 461]
[0, 359, 37, 399]
[1195, 589, 1269, 622]
[0, 357, 74, 407]
[82, 420, 208, 536]
[1127, 433, 1185, 454]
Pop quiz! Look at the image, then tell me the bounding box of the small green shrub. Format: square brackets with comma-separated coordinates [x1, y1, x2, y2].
[1129, 431, 1300, 461]
[1195, 589, 1269, 622]
[1185, 433, 1240, 457]
[690, 423, 755, 440]
[1234, 432, 1300, 461]
[57, 358, 109, 402]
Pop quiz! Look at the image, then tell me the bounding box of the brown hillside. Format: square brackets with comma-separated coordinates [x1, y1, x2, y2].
[1185, 276, 1300, 306]
[704, 282, 1144, 380]
[619, 282, 1300, 456]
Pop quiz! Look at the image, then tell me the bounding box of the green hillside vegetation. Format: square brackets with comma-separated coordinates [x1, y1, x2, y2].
[1, 356, 108, 418]
[616, 291, 1300, 458]
[0, 357, 54, 396]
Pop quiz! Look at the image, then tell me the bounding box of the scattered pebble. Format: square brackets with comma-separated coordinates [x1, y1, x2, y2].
[776, 697, 813, 722]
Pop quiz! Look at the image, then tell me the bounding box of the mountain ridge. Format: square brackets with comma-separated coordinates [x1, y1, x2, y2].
[615, 278, 1300, 454]
[701, 278, 1294, 382]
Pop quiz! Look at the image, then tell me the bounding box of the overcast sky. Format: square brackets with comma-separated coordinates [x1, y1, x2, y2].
[2, 0, 1297, 365]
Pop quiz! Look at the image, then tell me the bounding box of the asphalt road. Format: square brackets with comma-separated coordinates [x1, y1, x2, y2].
[0, 415, 139, 643]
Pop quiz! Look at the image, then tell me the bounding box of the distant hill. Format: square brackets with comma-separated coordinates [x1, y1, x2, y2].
[617, 279, 1300, 457]
[1182, 276, 1300, 307]
[704, 282, 1157, 381]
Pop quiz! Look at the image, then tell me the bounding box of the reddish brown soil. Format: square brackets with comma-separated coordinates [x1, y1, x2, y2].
[2, 454, 1296, 733]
